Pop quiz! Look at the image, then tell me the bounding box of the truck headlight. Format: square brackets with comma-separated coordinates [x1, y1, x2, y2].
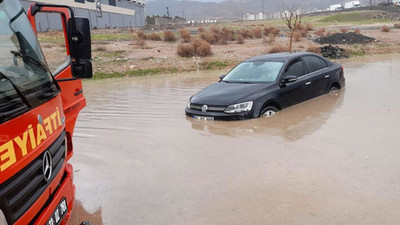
[0, 210, 8, 225]
[224, 101, 253, 113]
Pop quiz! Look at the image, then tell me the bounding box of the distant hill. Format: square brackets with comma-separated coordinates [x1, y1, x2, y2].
[145, 0, 387, 21]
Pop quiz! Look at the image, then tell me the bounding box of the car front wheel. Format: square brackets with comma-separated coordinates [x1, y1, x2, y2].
[260, 106, 279, 119]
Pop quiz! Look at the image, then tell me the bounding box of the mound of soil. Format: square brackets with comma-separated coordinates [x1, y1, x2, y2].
[315, 32, 375, 45]
[320, 45, 349, 59]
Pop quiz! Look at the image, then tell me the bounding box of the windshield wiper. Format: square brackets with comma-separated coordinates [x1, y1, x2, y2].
[11, 50, 60, 90]
[0, 71, 32, 108]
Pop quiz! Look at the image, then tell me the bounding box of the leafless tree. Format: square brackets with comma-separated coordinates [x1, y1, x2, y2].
[281, 2, 304, 52]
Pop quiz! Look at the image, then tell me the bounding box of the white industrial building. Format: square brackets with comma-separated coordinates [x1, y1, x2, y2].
[20, 0, 146, 31]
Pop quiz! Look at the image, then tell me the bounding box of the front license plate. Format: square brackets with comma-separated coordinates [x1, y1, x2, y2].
[47, 198, 68, 225]
[194, 116, 214, 121]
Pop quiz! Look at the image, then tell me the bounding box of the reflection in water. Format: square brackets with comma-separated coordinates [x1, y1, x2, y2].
[70, 56, 400, 225]
[188, 90, 344, 141]
[69, 201, 102, 225]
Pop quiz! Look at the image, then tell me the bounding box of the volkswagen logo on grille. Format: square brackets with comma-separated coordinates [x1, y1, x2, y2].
[42, 151, 53, 182]
[202, 105, 208, 113]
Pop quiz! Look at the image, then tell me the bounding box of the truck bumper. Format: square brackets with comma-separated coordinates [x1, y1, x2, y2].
[15, 163, 75, 225]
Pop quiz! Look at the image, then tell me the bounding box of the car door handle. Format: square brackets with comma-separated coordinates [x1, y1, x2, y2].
[306, 81, 312, 85]
[325, 75, 330, 78]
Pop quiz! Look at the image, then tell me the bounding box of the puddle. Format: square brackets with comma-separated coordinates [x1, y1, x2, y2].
[70, 55, 400, 225]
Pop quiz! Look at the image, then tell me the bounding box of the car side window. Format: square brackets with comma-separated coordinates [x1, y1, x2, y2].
[283, 59, 305, 77]
[303, 56, 327, 73]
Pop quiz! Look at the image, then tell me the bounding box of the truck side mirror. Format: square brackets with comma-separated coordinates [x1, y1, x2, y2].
[71, 60, 93, 79]
[68, 17, 91, 60]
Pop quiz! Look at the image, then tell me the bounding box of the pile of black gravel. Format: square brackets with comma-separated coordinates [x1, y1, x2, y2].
[315, 32, 375, 45]
[320, 45, 349, 59]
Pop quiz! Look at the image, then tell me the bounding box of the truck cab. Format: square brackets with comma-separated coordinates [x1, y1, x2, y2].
[0, 0, 92, 224]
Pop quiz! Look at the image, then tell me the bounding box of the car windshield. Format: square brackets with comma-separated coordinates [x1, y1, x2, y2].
[0, 0, 58, 123]
[222, 61, 284, 83]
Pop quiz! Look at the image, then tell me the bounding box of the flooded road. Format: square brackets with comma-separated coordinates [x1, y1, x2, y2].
[70, 55, 400, 225]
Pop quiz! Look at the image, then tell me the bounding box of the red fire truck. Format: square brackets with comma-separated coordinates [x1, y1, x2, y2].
[0, 0, 92, 224]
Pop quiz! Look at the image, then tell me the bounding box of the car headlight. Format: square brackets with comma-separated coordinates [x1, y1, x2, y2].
[224, 101, 253, 113]
[0, 210, 8, 225]
[187, 100, 191, 109]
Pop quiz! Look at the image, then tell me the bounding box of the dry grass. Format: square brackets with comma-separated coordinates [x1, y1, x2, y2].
[195, 40, 212, 57]
[395, 23, 400, 28]
[253, 27, 263, 39]
[264, 26, 274, 36]
[149, 32, 162, 41]
[163, 30, 176, 42]
[198, 26, 205, 33]
[271, 28, 280, 36]
[269, 44, 289, 53]
[94, 46, 106, 51]
[307, 45, 321, 54]
[292, 31, 302, 42]
[314, 28, 326, 37]
[340, 27, 349, 33]
[136, 30, 147, 40]
[179, 29, 191, 43]
[177, 44, 195, 57]
[222, 27, 235, 41]
[240, 28, 254, 39]
[304, 22, 314, 31]
[354, 28, 361, 34]
[236, 35, 245, 44]
[268, 33, 275, 44]
[381, 25, 391, 32]
[135, 40, 147, 48]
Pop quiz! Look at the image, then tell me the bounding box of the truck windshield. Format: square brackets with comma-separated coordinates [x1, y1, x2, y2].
[0, 0, 58, 124]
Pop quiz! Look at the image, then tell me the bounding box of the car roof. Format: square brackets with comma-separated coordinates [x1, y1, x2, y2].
[245, 52, 320, 62]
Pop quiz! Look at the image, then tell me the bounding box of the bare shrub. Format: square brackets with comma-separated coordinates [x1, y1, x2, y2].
[300, 29, 308, 37]
[149, 32, 162, 41]
[177, 44, 195, 57]
[262, 37, 268, 43]
[395, 23, 400, 28]
[163, 30, 176, 42]
[268, 33, 275, 44]
[200, 31, 218, 44]
[292, 31, 302, 42]
[314, 28, 326, 37]
[340, 27, 349, 33]
[191, 38, 203, 50]
[253, 27, 263, 39]
[136, 30, 147, 40]
[210, 26, 221, 35]
[354, 28, 361, 34]
[269, 44, 289, 53]
[240, 28, 254, 39]
[195, 41, 212, 57]
[222, 27, 235, 41]
[304, 22, 314, 31]
[381, 25, 391, 32]
[179, 29, 191, 43]
[271, 28, 280, 36]
[264, 26, 274, 36]
[135, 39, 147, 48]
[307, 45, 321, 54]
[236, 34, 245, 44]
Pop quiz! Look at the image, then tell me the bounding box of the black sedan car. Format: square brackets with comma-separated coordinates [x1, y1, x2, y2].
[185, 52, 345, 120]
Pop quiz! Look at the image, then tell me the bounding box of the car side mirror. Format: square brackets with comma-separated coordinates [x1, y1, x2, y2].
[219, 74, 226, 81]
[282, 75, 297, 84]
[68, 17, 91, 60]
[71, 60, 93, 79]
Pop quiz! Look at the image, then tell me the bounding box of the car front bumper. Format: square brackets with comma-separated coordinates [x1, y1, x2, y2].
[185, 108, 253, 120]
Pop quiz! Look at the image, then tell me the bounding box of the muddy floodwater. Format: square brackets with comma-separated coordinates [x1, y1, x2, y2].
[69, 55, 400, 225]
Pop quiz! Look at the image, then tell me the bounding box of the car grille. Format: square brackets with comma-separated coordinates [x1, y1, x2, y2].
[190, 104, 226, 112]
[0, 131, 66, 225]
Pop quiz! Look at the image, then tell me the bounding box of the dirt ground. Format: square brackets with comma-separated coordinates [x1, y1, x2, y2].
[37, 15, 400, 78]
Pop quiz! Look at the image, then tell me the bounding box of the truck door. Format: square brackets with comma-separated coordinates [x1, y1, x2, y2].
[26, 5, 87, 142]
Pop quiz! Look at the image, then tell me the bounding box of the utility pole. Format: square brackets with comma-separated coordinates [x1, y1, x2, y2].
[166, 6, 170, 18]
